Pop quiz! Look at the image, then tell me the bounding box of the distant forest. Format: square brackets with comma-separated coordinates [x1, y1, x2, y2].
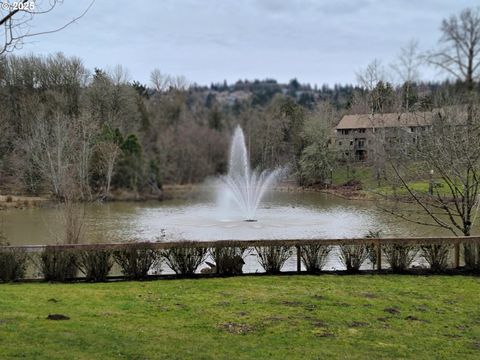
[0, 53, 477, 199]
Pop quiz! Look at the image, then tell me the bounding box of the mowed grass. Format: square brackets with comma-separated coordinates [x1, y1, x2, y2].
[1, 275, 480, 359]
[332, 164, 452, 197]
[332, 165, 377, 188]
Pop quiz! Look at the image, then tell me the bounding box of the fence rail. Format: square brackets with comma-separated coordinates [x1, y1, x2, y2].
[2, 235, 477, 252]
[1, 236, 479, 281]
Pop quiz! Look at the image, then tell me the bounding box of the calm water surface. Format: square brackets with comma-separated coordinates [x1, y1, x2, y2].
[1, 190, 469, 246]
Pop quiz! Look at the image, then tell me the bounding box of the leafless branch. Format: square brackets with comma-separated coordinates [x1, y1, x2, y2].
[1, 0, 95, 55]
[426, 7, 480, 88]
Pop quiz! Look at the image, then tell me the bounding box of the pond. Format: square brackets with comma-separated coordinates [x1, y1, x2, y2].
[0, 189, 468, 246]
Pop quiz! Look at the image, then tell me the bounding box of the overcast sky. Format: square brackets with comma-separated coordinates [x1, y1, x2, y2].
[14, 0, 480, 86]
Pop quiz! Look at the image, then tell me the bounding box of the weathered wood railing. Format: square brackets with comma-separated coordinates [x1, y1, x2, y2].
[1, 236, 479, 274]
[3, 236, 475, 251]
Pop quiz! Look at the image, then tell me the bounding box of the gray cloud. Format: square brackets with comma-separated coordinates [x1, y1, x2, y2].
[14, 0, 479, 86]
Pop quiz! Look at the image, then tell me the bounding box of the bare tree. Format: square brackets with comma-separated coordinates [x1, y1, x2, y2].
[355, 60, 392, 185]
[110, 64, 131, 86]
[0, 113, 12, 186]
[392, 39, 422, 84]
[427, 7, 480, 92]
[76, 114, 97, 200]
[383, 7, 480, 269]
[391, 39, 423, 111]
[356, 59, 386, 93]
[150, 69, 189, 92]
[169, 75, 189, 91]
[356, 59, 396, 114]
[1, 0, 95, 55]
[95, 141, 120, 199]
[380, 104, 480, 266]
[25, 112, 97, 199]
[27, 113, 74, 197]
[61, 188, 85, 244]
[382, 106, 480, 235]
[150, 68, 171, 92]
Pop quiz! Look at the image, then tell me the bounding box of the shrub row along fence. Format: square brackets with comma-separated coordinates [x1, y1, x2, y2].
[0, 237, 479, 282]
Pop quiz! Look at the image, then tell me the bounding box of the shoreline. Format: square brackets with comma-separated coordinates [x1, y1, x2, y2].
[0, 195, 50, 210]
[0, 183, 374, 210]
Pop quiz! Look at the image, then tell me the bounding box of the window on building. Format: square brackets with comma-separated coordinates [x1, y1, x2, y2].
[338, 141, 342, 146]
[340, 129, 350, 135]
[359, 129, 366, 133]
[350, 140, 354, 146]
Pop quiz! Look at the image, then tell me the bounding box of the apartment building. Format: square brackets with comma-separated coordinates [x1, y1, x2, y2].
[332, 111, 434, 161]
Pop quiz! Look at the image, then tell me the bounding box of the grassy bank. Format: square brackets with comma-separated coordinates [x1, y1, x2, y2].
[1, 275, 479, 359]
[328, 164, 454, 200]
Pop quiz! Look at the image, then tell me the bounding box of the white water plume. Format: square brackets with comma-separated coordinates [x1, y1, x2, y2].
[219, 126, 282, 221]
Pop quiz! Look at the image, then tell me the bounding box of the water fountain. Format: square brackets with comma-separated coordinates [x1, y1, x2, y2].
[220, 126, 282, 221]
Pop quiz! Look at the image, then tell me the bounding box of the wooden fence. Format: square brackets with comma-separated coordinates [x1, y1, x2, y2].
[1, 236, 479, 277]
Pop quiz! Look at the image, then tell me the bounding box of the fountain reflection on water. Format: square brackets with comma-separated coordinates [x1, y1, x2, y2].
[219, 126, 282, 221]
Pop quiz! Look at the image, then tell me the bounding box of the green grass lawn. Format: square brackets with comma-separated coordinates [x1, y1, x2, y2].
[1, 275, 480, 359]
[332, 164, 453, 197]
[375, 179, 451, 197]
[332, 165, 377, 188]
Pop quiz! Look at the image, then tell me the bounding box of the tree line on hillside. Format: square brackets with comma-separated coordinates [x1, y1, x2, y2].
[0, 53, 477, 200]
[0, 6, 479, 202]
[0, 54, 319, 199]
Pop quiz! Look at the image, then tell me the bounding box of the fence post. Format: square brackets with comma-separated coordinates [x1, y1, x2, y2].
[454, 243, 460, 268]
[376, 243, 382, 271]
[296, 245, 301, 273]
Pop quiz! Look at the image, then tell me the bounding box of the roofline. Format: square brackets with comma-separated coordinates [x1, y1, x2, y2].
[335, 111, 435, 130]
